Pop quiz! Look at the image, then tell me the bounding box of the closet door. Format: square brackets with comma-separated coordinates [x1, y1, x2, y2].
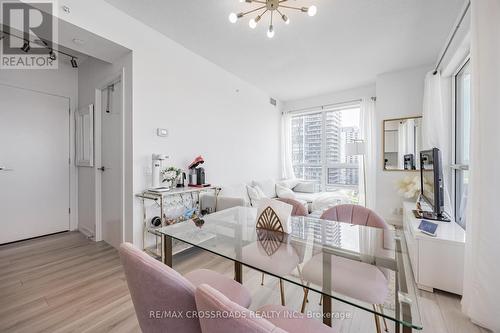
[0, 85, 70, 244]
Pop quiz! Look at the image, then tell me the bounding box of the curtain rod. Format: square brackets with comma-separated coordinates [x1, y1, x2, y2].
[284, 97, 376, 115]
[433, 1, 470, 75]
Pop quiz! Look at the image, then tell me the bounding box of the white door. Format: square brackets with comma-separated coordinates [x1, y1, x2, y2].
[0, 85, 70, 244]
[99, 81, 123, 248]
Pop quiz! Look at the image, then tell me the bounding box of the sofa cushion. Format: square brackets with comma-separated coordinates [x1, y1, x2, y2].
[293, 181, 317, 193]
[293, 192, 324, 203]
[277, 179, 300, 189]
[276, 184, 297, 200]
[252, 179, 277, 198]
[219, 184, 250, 204]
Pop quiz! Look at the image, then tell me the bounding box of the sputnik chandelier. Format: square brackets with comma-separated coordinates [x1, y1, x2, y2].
[228, 0, 317, 38]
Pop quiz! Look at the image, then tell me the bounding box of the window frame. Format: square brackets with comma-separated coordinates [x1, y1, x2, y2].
[290, 102, 361, 192]
[451, 56, 471, 228]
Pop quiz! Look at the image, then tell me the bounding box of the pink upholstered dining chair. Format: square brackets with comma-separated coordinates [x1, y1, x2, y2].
[195, 284, 337, 333]
[304, 204, 390, 332]
[119, 243, 251, 333]
[260, 198, 308, 297]
[320, 204, 389, 229]
[276, 198, 308, 217]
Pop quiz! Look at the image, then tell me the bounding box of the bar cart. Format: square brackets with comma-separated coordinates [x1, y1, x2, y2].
[136, 186, 220, 262]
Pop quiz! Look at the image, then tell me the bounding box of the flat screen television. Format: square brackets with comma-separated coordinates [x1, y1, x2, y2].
[420, 148, 450, 222]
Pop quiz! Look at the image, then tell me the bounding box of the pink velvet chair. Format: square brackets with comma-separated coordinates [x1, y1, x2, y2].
[276, 198, 308, 217]
[119, 243, 251, 333]
[195, 284, 337, 333]
[320, 204, 389, 229]
[260, 198, 307, 298]
[303, 204, 390, 332]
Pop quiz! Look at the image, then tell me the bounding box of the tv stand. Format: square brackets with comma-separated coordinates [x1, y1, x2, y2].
[414, 210, 451, 222]
[404, 202, 465, 294]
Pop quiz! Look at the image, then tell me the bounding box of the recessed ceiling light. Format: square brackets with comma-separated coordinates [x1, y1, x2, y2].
[72, 38, 85, 45]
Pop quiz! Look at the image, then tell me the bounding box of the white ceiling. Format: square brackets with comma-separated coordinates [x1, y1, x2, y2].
[104, 0, 465, 101]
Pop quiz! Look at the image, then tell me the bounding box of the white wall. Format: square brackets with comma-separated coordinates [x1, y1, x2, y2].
[283, 84, 376, 111]
[57, 0, 281, 248]
[375, 64, 431, 224]
[0, 62, 79, 230]
[77, 54, 132, 239]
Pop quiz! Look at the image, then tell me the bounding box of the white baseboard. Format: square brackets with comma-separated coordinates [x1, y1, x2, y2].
[79, 226, 95, 240]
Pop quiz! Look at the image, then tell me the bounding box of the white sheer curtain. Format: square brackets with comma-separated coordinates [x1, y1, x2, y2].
[421, 71, 453, 216]
[359, 98, 376, 209]
[280, 112, 295, 179]
[462, 0, 500, 331]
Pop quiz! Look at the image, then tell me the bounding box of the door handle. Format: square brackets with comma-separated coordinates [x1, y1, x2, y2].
[98, 166, 106, 172]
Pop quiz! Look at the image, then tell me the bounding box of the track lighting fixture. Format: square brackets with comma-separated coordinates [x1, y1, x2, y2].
[21, 41, 30, 52]
[2, 30, 79, 68]
[229, 0, 317, 38]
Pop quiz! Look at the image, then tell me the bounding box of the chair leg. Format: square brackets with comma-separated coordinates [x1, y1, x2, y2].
[319, 294, 323, 306]
[300, 282, 310, 313]
[378, 305, 389, 332]
[279, 279, 285, 306]
[261, 273, 265, 286]
[280, 279, 285, 306]
[301, 288, 309, 313]
[373, 304, 381, 333]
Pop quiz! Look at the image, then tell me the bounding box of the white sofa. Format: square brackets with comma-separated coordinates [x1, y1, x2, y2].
[201, 179, 352, 214]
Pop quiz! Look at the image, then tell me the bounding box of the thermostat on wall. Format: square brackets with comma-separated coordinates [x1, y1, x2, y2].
[157, 128, 168, 137]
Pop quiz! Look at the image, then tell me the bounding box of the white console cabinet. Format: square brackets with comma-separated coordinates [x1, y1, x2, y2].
[402, 201, 466, 295]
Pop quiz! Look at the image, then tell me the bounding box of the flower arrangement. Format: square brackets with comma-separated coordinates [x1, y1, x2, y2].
[161, 167, 181, 187]
[396, 175, 427, 199]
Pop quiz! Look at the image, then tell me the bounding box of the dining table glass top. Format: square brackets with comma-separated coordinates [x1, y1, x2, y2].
[157, 206, 422, 330]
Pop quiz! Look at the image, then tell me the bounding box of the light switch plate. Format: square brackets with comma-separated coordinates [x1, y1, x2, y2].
[157, 128, 168, 137]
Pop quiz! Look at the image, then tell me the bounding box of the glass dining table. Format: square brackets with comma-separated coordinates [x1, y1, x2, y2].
[157, 206, 422, 332]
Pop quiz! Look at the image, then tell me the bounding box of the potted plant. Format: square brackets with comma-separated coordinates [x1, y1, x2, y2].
[161, 167, 181, 189]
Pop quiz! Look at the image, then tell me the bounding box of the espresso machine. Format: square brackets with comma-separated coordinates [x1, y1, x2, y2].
[188, 155, 208, 187]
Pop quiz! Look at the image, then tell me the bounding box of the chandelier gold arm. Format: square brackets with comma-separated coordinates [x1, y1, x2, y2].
[278, 4, 306, 11]
[239, 5, 267, 17]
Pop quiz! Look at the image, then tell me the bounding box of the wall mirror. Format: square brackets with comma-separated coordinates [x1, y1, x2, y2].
[383, 116, 422, 171]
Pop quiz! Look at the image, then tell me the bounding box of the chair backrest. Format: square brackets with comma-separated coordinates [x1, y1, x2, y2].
[276, 198, 308, 217]
[320, 204, 388, 229]
[194, 284, 286, 333]
[119, 243, 201, 333]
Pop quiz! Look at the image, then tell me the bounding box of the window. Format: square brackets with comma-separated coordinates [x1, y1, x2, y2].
[291, 104, 361, 202]
[453, 59, 471, 228]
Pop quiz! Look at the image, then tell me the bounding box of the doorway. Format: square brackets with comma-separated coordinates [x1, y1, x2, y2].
[0, 84, 70, 244]
[96, 77, 124, 248]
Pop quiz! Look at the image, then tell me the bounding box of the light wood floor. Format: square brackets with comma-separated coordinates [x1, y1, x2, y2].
[0, 231, 489, 333]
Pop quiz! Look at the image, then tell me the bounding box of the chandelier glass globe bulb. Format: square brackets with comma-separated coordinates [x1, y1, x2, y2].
[249, 18, 257, 29]
[307, 5, 317, 17]
[267, 25, 275, 38]
[229, 12, 238, 23]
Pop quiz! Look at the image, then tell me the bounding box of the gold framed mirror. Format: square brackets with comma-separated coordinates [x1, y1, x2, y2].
[383, 116, 423, 171]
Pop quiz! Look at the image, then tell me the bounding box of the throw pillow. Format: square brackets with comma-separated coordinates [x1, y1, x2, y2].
[275, 184, 297, 200]
[252, 179, 277, 198]
[246, 185, 267, 206]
